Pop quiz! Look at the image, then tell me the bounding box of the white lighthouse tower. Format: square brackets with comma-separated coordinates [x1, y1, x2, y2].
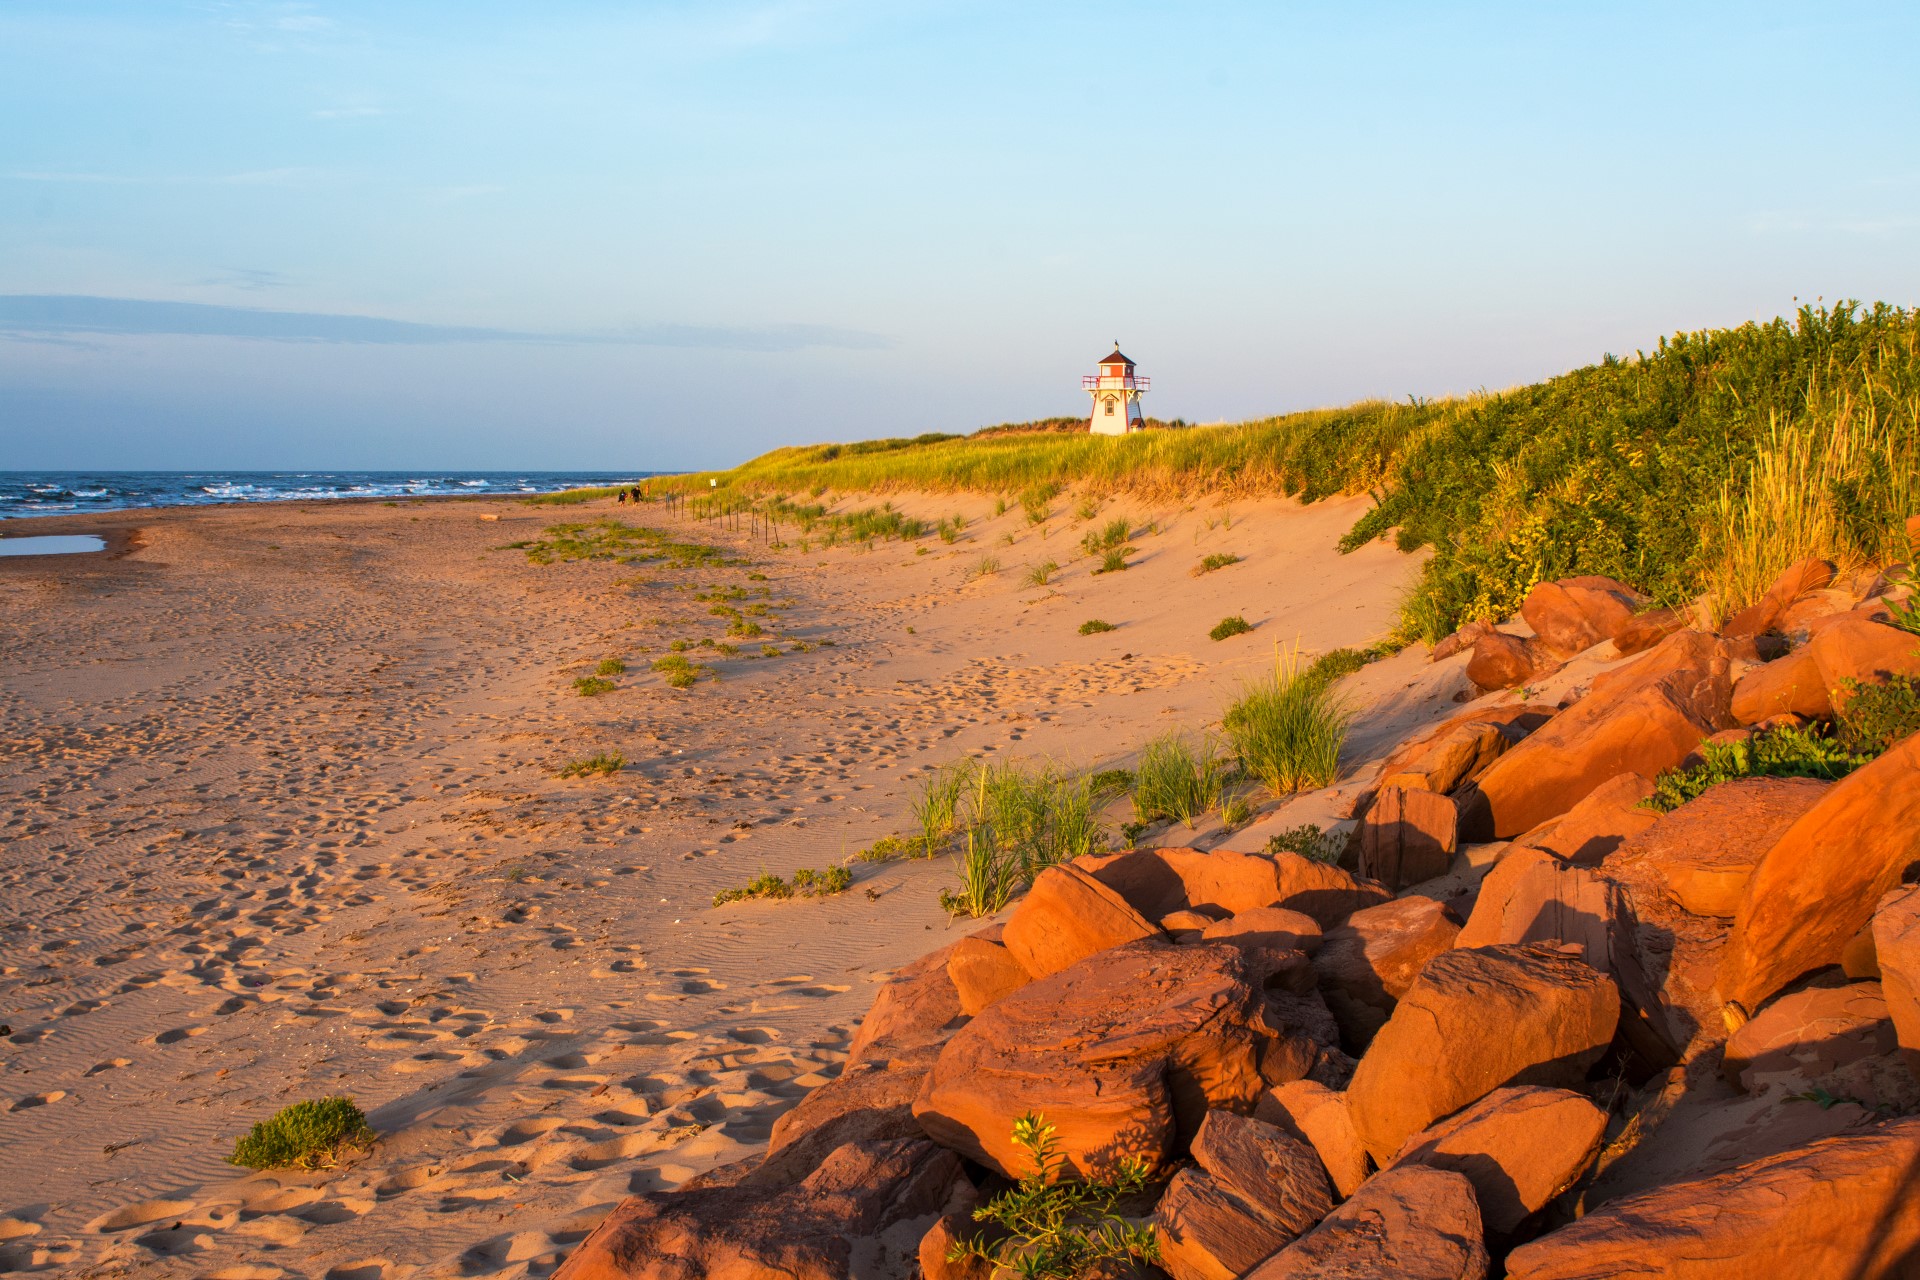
[1084, 343, 1148, 435]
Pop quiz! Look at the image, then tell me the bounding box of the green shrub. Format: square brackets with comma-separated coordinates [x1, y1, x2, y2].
[1224, 646, 1352, 793]
[856, 834, 915, 863]
[728, 618, 765, 638]
[557, 752, 624, 778]
[1221, 792, 1255, 828]
[1133, 731, 1230, 827]
[1193, 552, 1240, 575]
[1026, 559, 1058, 587]
[1074, 496, 1101, 521]
[913, 758, 977, 857]
[936, 760, 1110, 915]
[572, 675, 617, 697]
[1265, 823, 1346, 863]
[946, 1112, 1159, 1280]
[594, 658, 626, 676]
[1080, 517, 1131, 558]
[1094, 547, 1130, 574]
[973, 554, 1002, 578]
[1835, 674, 1920, 757]
[651, 655, 713, 688]
[1210, 615, 1253, 641]
[1643, 725, 1867, 813]
[229, 1097, 374, 1170]
[1078, 618, 1117, 635]
[1086, 768, 1134, 798]
[713, 865, 851, 906]
[1305, 647, 1372, 684]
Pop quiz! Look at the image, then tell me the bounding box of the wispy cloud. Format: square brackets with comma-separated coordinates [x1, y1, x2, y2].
[0, 295, 889, 353]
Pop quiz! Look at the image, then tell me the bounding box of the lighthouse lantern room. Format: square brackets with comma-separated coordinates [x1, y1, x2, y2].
[1083, 343, 1148, 436]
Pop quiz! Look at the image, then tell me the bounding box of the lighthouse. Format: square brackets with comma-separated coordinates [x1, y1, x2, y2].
[1083, 344, 1149, 435]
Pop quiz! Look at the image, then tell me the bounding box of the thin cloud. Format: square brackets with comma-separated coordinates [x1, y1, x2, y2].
[0, 295, 890, 353]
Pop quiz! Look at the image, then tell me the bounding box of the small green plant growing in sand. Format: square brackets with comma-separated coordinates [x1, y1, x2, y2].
[938, 515, 966, 544]
[1132, 730, 1229, 827]
[940, 817, 1020, 919]
[1094, 547, 1130, 574]
[728, 618, 765, 638]
[1086, 768, 1133, 799]
[715, 642, 740, 655]
[712, 865, 851, 906]
[1224, 643, 1352, 793]
[1193, 552, 1240, 576]
[913, 758, 978, 856]
[669, 639, 692, 652]
[994, 496, 1009, 517]
[856, 834, 915, 863]
[762, 643, 782, 657]
[747, 572, 768, 581]
[651, 655, 714, 688]
[973, 555, 1002, 579]
[229, 1097, 374, 1171]
[572, 675, 617, 697]
[1074, 495, 1102, 522]
[594, 658, 626, 677]
[1081, 517, 1131, 558]
[1078, 618, 1117, 635]
[1120, 820, 1150, 847]
[1266, 823, 1346, 864]
[1021, 483, 1059, 525]
[557, 752, 625, 778]
[1306, 646, 1375, 684]
[789, 641, 813, 653]
[1220, 792, 1255, 828]
[947, 1112, 1159, 1280]
[1026, 559, 1058, 587]
[1210, 615, 1253, 641]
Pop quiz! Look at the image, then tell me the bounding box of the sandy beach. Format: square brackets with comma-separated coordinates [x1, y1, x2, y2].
[0, 489, 1450, 1278]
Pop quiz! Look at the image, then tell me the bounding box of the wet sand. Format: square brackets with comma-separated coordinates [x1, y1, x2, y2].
[0, 489, 1455, 1277]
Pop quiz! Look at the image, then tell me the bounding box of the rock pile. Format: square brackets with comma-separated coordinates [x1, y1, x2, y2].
[559, 559, 1920, 1279]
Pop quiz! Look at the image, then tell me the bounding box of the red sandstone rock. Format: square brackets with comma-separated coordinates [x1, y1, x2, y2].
[1154, 1111, 1336, 1280]
[1357, 787, 1459, 890]
[1431, 619, 1493, 663]
[1523, 576, 1647, 656]
[1461, 630, 1732, 839]
[1346, 944, 1619, 1165]
[1081, 846, 1306, 920]
[1379, 720, 1514, 795]
[1613, 606, 1685, 657]
[845, 942, 964, 1069]
[1467, 630, 1550, 691]
[918, 1213, 992, 1280]
[1877, 885, 1920, 1077]
[1807, 615, 1920, 710]
[1387, 1085, 1607, 1237]
[1721, 557, 1835, 640]
[1721, 981, 1897, 1093]
[1623, 776, 1830, 919]
[1729, 649, 1832, 724]
[1374, 704, 1556, 786]
[1718, 733, 1920, 1018]
[1453, 849, 1628, 976]
[754, 1045, 940, 1188]
[1245, 1164, 1490, 1280]
[1314, 896, 1462, 1049]
[1506, 772, 1657, 864]
[1267, 852, 1392, 926]
[913, 940, 1300, 1179]
[1162, 908, 1224, 935]
[1255, 1080, 1370, 1198]
[554, 1137, 967, 1280]
[946, 935, 1032, 1017]
[1000, 864, 1159, 980]
[1502, 1119, 1920, 1280]
[1778, 588, 1858, 637]
[1201, 906, 1323, 954]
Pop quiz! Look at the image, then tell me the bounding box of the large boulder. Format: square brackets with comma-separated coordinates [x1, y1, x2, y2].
[1314, 896, 1463, 1049]
[1718, 733, 1920, 1019]
[1267, 853, 1393, 926]
[1452, 849, 1628, 976]
[554, 1137, 968, 1280]
[1378, 721, 1515, 795]
[1000, 864, 1159, 979]
[753, 1045, 940, 1188]
[1503, 1119, 1920, 1280]
[1461, 631, 1733, 840]
[1357, 786, 1459, 890]
[1245, 1164, 1490, 1280]
[1877, 884, 1920, 1076]
[1154, 1111, 1336, 1280]
[947, 935, 1032, 1016]
[1202, 906, 1323, 954]
[1374, 704, 1557, 786]
[1613, 607, 1686, 657]
[1082, 847, 1389, 926]
[1506, 772, 1658, 865]
[913, 939, 1308, 1179]
[1721, 981, 1898, 1094]
[1386, 1086, 1607, 1237]
[1807, 615, 1920, 709]
[1523, 575, 1647, 656]
[1468, 630, 1553, 691]
[1255, 1080, 1370, 1198]
[845, 942, 965, 1068]
[1346, 944, 1619, 1165]
[1611, 776, 1829, 919]
[1720, 556, 1835, 640]
[1729, 649, 1832, 724]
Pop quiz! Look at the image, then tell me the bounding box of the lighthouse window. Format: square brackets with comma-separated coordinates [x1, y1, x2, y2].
[1104, 398, 1116, 416]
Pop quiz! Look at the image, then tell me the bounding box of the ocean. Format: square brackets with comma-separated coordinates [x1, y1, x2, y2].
[0, 471, 663, 520]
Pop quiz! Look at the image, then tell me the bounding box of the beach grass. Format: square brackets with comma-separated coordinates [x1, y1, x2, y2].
[1224, 645, 1353, 793]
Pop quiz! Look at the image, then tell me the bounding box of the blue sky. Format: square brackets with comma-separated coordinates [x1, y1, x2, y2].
[2, 2, 1916, 470]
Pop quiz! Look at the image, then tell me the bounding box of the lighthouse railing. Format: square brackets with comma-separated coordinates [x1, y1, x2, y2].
[1081, 375, 1150, 390]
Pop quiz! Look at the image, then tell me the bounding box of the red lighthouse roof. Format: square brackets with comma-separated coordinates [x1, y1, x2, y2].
[1100, 347, 1135, 368]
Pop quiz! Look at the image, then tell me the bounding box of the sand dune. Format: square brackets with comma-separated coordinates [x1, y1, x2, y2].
[0, 488, 1451, 1277]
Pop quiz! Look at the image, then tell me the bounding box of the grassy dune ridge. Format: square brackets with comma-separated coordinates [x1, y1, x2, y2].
[560, 303, 1920, 640]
